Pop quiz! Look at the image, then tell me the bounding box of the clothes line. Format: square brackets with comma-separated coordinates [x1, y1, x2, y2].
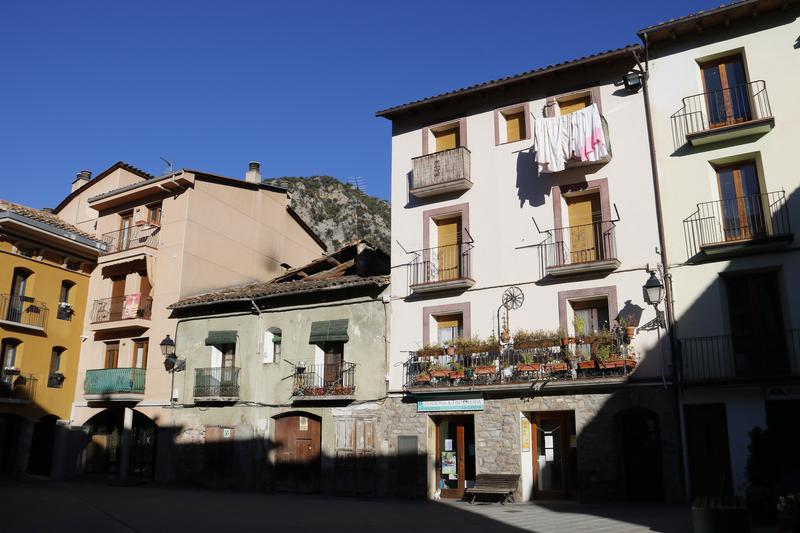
[531, 103, 608, 173]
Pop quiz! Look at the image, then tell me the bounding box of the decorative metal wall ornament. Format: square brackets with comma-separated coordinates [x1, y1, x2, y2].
[497, 286, 524, 342]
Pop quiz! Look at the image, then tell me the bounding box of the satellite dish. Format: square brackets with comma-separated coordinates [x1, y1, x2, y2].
[502, 286, 524, 311]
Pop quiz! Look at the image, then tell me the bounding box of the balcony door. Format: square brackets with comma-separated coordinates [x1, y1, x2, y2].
[323, 342, 344, 389]
[109, 277, 126, 321]
[716, 162, 764, 242]
[725, 271, 787, 376]
[104, 342, 119, 369]
[435, 416, 475, 499]
[532, 411, 571, 499]
[133, 339, 148, 369]
[433, 125, 460, 153]
[701, 55, 752, 128]
[565, 192, 602, 264]
[119, 212, 133, 251]
[435, 217, 462, 281]
[7, 269, 29, 322]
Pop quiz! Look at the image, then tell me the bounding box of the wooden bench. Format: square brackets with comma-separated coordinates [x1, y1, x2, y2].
[464, 474, 519, 504]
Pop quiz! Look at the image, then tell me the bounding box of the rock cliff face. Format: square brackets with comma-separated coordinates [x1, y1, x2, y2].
[263, 176, 390, 254]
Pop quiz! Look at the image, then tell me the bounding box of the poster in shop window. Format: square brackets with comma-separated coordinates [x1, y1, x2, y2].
[441, 452, 457, 475]
[520, 417, 531, 452]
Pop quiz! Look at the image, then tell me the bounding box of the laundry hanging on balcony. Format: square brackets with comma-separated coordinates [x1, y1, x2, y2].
[532, 103, 608, 173]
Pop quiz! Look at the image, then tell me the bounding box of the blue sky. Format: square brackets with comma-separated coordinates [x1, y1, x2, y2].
[0, 0, 721, 207]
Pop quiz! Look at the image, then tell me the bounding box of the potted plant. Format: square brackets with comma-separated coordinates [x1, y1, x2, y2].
[564, 351, 578, 371]
[414, 372, 431, 383]
[516, 353, 540, 372]
[417, 343, 443, 357]
[445, 340, 456, 356]
[448, 362, 465, 379]
[473, 363, 496, 375]
[557, 328, 570, 347]
[572, 315, 586, 342]
[619, 317, 637, 339]
[429, 363, 449, 378]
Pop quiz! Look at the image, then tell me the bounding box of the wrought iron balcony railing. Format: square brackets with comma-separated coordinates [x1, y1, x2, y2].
[91, 294, 153, 323]
[84, 368, 146, 396]
[100, 224, 159, 256]
[0, 372, 36, 402]
[292, 362, 356, 397]
[0, 294, 48, 329]
[680, 329, 800, 383]
[194, 367, 240, 399]
[535, 220, 618, 277]
[671, 80, 772, 146]
[410, 147, 472, 197]
[683, 190, 791, 258]
[408, 242, 474, 289]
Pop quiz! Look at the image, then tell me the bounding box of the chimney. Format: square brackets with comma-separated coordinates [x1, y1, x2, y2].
[245, 161, 261, 184]
[71, 170, 92, 192]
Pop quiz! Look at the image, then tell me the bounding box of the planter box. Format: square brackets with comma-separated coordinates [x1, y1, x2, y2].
[598, 358, 624, 369]
[448, 371, 465, 379]
[516, 363, 540, 372]
[515, 340, 559, 349]
[415, 374, 431, 383]
[473, 365, 496, 375]
[430, 370, 449, 378]
[578, 361, 596, 369]
[550, 363, 568, 372]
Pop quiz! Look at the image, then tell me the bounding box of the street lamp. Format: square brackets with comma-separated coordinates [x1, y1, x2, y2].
[643, 271, 664, 308]
[160, 334, 177, 371]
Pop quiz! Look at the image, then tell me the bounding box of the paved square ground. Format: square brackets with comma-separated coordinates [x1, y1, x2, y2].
[1, 479, 698, 532]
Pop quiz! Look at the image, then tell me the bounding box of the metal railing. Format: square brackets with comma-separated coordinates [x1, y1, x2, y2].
[680, 329, 800, 383]
[84, 368, 146, 395]
[403, 345, 635, 389]
[292, 362, 356, 396]
[194, 367, 240, 399]
[0, 294, 48, 329]
[408, 242, 473, 287]
[91, 294, 153, 323]
[0, 372, 36, 402]
[411, 146, 471, 191]
[536, 220, 617, 274]
[683, 190, 791, 257]
[671, 80, 772, 145]
[100, 224, 159, 255]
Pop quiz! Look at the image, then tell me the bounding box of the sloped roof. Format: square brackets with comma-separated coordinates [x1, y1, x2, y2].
[375, 45, 641, 119]
[169, 239, 389, 310]
[52, 161, 154, 214]
[0, 199, 99, 241]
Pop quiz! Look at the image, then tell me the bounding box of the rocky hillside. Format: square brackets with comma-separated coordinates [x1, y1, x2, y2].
[264, 176, 390, 254]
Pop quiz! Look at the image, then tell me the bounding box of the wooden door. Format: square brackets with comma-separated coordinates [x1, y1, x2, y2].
[334, 418, 376, 495]
[716, 162, 764, 242]
[701, 55, 751, 128]
[274, 414, 321, 493]
[566, 193, 602, 263]
[119, 213, 133, 250]
[133, 339, 148, 369]
[7, 270, 28, 322]
[436, 416, 475, 499]
[434, 125, 460, 152]
[725, 272, 787, 375]
[436, 217, 461, 281]
[109, 277, 126, 320]
[323, 343, 343, 389]
[532, 412, 570, 499]
[104, 342, 120, 369]
[685, 404, 733, 498]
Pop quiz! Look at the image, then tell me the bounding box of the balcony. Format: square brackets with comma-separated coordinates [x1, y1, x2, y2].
[535, 220, 620, 278]
[193, 367, 240, 401]
[292, 362, 356, 399]
[100, 224, 159, 259]
[0, 372, 36, 403]
[404, 342, 636, 393]
[671, 80, 774, 147]
[683, 191, 792, 261]
[84, 368, 146, 400]
[0, 294, 48, 332]
[410, 147, 472, 198]
[408, 242, 474, 294]
[680, 329, 800, 384]
[91, 294, 153, 331]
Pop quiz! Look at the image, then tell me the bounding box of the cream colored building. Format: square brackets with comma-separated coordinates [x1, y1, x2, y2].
[53, 161, 325, 479]
[641, 0, 800, 498]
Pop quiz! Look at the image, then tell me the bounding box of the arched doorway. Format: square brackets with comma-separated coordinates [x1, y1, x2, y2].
[28, 415, 58, 476]
[617, 408, 664, 501]
[273, 412, 321, 493]
[83, 408, 157, 478]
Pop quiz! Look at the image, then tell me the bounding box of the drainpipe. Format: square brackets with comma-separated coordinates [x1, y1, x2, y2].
[634, 37, 691, 502]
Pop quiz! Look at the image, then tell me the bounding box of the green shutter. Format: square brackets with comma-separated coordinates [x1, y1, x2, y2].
[205, 330, 237, 345]
[308, 319, 349, 344]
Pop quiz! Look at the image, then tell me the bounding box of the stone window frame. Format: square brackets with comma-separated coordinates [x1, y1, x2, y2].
[544, 85, 603, 118]
[494, 102, 532, 146]
[422, 302, 471, 346]
[557, 286, 618, 332]
[421, 117, 468, 156]
[421, 202, 471, 251]
[551, 178, 611, 244]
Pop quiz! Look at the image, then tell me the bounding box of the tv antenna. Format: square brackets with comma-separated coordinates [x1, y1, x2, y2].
[160, 157, 174, 174]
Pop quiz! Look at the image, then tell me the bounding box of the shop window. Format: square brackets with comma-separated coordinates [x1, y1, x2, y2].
[48, 347, 65, 388]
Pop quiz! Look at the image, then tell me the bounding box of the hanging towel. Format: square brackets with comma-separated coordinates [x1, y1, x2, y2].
[575, 103, 607, 162]
[533, 114, 569, 173]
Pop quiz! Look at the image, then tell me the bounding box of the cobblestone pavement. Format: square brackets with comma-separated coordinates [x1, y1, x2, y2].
[1, 479, 699, 532]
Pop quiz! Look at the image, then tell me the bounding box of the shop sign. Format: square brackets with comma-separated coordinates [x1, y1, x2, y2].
[417, 397, 484, 412]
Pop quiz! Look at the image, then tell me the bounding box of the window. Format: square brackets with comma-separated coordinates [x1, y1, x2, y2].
[496, 104, 530, 144]
[7, 268, 31, 322]
[564, 191, 603, 264]
[263, 328, 282, 364]
[104, 342, 120, 369]
[211, 344, 236, 368]
[433, 124, 460, 152]
[715, 161, 764, 242]
[57, 281, 75, 321]
[436, 314, 464, 344]
[571, 299, 610, 360]
[700, 54, 751, 128]
[133, 339, 148, 369]
[120, 211, 133, 249]
[48, 347, 65, 388]
[147, 204, 162, 226]
[558, 94, 592, 115]
[1, 339, 20, 385]
[322, 342, 344, 387]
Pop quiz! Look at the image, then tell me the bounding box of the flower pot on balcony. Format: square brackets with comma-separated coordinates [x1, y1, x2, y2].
[625, 326, 636, 338]
[446, 346, 456, 356]
[473, 365, 496, 375]
[464, 367, 474, 380]
[516, 363, 540, 372]
[430, 369, 449, 378]
[578, 360, 596, 370]
[551, 363, 568, 372]
[560, 338, 570, 347]
[448, 370, 465, 379]
[415, 373, 431, 383]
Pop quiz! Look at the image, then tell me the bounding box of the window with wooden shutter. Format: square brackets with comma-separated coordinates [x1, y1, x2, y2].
[504, 110, 525, 142]
[433, 125, 460, 152]
[558, 95, 592, 116]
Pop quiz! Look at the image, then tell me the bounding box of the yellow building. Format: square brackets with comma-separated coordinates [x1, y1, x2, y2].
[0, 199, 102, 476]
